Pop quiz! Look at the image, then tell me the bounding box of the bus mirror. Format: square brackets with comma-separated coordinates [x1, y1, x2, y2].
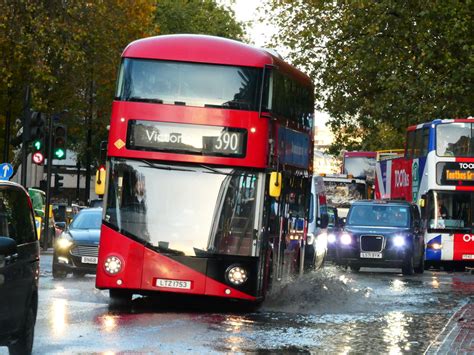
[269, 172, 282, 197]
[419, 198, 425, 208]
[419, 194, 427, 208]
[317, 214, 329, 229]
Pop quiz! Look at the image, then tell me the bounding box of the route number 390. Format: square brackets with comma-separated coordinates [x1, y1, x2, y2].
[214, 132, 240, 152]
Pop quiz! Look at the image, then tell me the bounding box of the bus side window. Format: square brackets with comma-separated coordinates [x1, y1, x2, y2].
[406, 130, 415, 159]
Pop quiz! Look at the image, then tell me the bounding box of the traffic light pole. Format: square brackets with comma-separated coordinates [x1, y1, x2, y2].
[21, 86, 31, 187]
[44, 113, 54, 251]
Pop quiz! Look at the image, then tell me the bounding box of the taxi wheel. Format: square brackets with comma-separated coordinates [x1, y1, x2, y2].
[402, 255, 415, 275]
[414, 253, 425, 274]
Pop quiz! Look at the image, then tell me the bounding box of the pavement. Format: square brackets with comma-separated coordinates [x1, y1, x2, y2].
[426, 300, 474, 354]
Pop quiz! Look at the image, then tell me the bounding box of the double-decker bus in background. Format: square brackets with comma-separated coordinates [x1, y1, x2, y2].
[320, 174, 368, 218]
[375, 118, 474, 270]
[96, 35, 320, 306]
[343, 151, 377, 184]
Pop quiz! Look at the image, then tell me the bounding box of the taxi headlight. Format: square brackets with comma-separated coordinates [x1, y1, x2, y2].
[327, 233, 337, 244]
[226, 265, 248, 286]
[104, 256, 123, 275]
[393, 235, 405, 247]
[340, 233, 352, 245]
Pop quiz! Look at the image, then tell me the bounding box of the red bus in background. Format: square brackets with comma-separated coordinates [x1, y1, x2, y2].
[96, 35, 320, 306]
[343, 151, 377, 182]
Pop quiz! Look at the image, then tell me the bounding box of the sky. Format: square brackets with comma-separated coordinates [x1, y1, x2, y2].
[221, 0, 330, 128]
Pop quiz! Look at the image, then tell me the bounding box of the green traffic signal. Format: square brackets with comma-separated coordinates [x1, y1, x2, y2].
[54, 148, 65, 159]
[33, 140, 42, 151]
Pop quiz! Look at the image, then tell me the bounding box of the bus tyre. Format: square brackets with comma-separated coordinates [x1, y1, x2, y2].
[414, 252, 425, 274]
[109, 289, 132, 307]
[402, 255, 415, 275]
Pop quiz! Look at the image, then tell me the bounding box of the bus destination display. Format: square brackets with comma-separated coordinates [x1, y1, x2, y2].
[128, 120, 246, 157]
[437, 162, 474, 186]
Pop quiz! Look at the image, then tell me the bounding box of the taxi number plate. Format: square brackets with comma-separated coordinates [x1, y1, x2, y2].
[462, 254, 474, 260]
[81, 256, 98, 264]
[360, 252, 382, 259]
[156, 279, 191, 290]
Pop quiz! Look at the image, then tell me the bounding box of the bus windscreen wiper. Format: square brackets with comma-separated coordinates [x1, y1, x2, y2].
[140, 160, 195, 172]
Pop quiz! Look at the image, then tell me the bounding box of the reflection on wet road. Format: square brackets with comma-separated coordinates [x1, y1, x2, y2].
[2, 254, 472, 354]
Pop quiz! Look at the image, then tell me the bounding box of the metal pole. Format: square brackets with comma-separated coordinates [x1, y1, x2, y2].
[85, 76, 93, 205]
[44, 113, 54, 251]
[76, 162, 80, 203]
[21, 86, 30, 187]
[3, 91, 12, 162]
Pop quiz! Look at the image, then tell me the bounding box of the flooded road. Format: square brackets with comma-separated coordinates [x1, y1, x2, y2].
[3, 254, 473, 354]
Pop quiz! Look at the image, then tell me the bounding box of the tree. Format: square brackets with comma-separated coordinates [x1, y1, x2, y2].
[154, 0, 245, 40]
[266, 1, 473, 154]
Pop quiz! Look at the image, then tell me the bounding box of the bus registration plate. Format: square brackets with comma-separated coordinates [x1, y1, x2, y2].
[462, 254, 474, 260]
[81, 256, 98, 264]
[156, 278, 191, 290]
[360, 252, 382, 259]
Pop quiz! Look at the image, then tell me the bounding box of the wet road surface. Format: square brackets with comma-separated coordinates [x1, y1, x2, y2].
[2, 254, 473, 354]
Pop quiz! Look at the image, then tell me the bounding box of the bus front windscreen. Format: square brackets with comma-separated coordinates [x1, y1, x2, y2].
[105, 158, 261, 257]
[427, 191, 474, 232]
[324, 180, 366, 208]
[115, 58, 262, 110]
[436, 122, 474, 157]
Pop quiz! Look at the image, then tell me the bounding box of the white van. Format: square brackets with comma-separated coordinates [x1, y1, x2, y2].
[304, 176, 329, 270]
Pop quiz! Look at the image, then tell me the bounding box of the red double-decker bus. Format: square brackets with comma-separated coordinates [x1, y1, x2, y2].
[96, 35, 318, 305]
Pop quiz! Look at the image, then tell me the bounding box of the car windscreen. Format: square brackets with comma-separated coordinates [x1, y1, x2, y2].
[70, 211, 102, 230]
[348, 205, 410, 227]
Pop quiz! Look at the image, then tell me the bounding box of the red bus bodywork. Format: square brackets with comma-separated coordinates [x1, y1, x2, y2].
[96, 35, 315, 303]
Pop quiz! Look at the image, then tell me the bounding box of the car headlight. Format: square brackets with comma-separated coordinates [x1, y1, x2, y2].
[226, 265, 248, 286]
[56, 232, 73, 250]
[393, 235, 405, 247]
[340, 233, 352, 245]
[327, 233, 337, 244]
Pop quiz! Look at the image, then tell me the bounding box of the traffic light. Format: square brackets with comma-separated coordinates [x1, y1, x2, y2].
[29, 112, 46, 142]
[95, 165, 106, 196]
[29, 112, 46, 165]
[53, 124, 67, 160]
[54, 174, 64, 192]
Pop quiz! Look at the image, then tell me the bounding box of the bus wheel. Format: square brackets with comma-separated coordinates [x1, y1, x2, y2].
[402, 255, 414, 275]
[109, 289, 132, 307]
[349, 266, 360, 272]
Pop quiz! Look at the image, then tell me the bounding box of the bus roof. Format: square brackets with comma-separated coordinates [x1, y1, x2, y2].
[343, 151, 376, 158]
[122, 34, 312, 85]
[406, 118, 474, 131]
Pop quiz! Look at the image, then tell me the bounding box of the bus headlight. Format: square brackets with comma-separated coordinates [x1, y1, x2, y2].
[340, 233, 352, 245]
[226, 265, 248, 286]
[104, 256, 123, 275]
[393, 235, 405, 247]
[428, 243, 442, 250]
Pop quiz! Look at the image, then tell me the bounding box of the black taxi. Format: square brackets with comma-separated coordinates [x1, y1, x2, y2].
[336, 200, 425, 275]
[0, 181, 39, 354]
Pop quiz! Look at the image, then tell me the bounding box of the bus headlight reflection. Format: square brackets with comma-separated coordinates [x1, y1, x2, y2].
[226, 265, 248, 286]
[105, 256, 123, 275]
